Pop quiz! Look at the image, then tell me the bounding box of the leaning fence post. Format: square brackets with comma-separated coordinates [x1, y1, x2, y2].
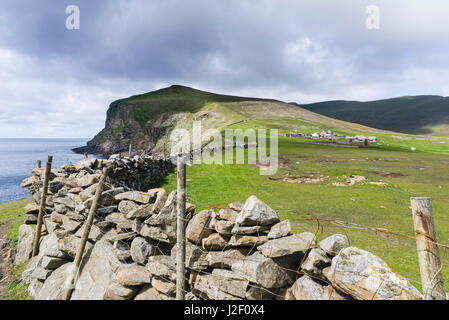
[63, 166, 110, 300]
[176, 149, 187, 300]
[32, 155, 53, 257]
[410, 197, 446, 300]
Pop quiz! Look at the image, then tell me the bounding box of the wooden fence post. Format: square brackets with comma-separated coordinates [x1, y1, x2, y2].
[176, 149, 187, 300]
[32, 155, 53, 257]
[63, 166, 110, 300]
[129, 144, 132, 158]
[37, 160, 41, 168]
[410, 197, 446, 300]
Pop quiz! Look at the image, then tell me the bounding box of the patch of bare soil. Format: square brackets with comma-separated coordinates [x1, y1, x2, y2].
[332, 175, 386, 187]
[269, 174, 328, 184]
[378, 172, 406, 178]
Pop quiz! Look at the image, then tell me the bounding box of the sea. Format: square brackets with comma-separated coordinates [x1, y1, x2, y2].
[0, 138, 90, 204]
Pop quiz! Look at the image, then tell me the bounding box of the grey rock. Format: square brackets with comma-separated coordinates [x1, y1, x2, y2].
[84, 187, 126, 208]
[229, 202, 243, 212]
[151, 277, 176, 296]
[189, 270, 246, 300]
[318, 234, 350, 257]
[96, 205, 118, 215]
[22, 256, 40, 284]
[15, 224, 35, 265]
[245, 286, 278, 300]
[105, 212, 133, 229]
[27, 278, 44, 299]
[103, 280, 139, 300]
[151, 189, 167, 215]
[235, 195, 280, 226]
[206, 248, 252, 269]
[24, 203, 40, 215]
[134, 221, 173, 243]
[108, 230, 135, 242]
[49, 180, 65, 194]
[328, 247, 423, 300]
[38, 233, 72, 259]
[74, 203, 87, 214]
[301, 248, 331, 277]
[53, 194, 80, 210]
[58, 234, 93, 259]
[114, 191, 151, 204]
[147, 255, 176, 281]
[31, 267, 53, 281]
[130, 237, 156, 264]
[202, 233, 230, 250]
[186, 209, 215, 245]
[147, 187, 165, 199]
[228, 234, 268, 247]
[142, 191, 178, 242]
[215, 220, 234, 234]
[74, 224, 103, 241]
[126, 203, 153, 219]
[134, 285, 174, 300]
[25, 214, 38, 224]
[257, 233, 316, 258]
[171, 242, 209, 271]
[231, 224, 270, 235]
[116, 264, 153, 286]
[71, 240, 130, 300]
[118, 200, 139, 214]
[324, 285, 352, 300]
[231, 252, 295, 289]
[21, 176, 35, 188]
[51, 212, 82, 232]
[77, 173, 100, 188]
[54, 204, 68, 214]
[287, 275, 328, 300]
[218, 208, 239, 223]
[40, 256, 69, 269]
[36, 263, 74, 300]
[267, 220, 292, 239]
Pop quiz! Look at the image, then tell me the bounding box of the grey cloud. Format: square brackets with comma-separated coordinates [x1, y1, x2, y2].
[0, 0, 449, 137]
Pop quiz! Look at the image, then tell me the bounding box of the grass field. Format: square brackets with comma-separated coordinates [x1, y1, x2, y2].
[0, 198, 33, 300]
[0, 198, 33, 243]
[156, 119, 449, 291]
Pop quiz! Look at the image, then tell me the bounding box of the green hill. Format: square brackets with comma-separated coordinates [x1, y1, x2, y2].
[74, 85, 386, 155]
[294, 95, 449, 136]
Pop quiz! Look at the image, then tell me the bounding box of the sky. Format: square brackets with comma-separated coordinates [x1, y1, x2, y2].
[1, 0, 449, 138]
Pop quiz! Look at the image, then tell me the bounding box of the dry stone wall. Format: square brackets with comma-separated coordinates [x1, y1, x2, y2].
[16, 155, 424, 300]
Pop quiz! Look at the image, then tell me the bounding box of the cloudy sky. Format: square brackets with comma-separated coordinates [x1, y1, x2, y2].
[1, 0, 449, 138]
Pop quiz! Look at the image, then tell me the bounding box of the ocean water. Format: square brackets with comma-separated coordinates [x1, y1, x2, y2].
[0, 138, 89, 204]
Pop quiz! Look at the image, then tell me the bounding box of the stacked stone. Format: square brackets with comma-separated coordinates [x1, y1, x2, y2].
[16, 159, 424, 300]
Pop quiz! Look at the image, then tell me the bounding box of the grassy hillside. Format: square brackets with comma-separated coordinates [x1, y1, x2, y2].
[155, 119, 449, 291]
[0, 198, 33, 300]
[296, 95, 449, 136]
[78, 85, 389, 155]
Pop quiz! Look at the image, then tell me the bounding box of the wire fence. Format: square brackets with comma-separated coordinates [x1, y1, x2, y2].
[32, 156, 449, 301]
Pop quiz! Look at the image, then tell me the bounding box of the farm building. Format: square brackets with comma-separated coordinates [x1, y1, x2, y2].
[320, 129, 335, 137]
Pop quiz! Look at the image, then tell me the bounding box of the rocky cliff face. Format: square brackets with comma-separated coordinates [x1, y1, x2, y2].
[72, 84, 312, 157]
[73, 101, 186, 156]
[73, 85, 247, 156]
